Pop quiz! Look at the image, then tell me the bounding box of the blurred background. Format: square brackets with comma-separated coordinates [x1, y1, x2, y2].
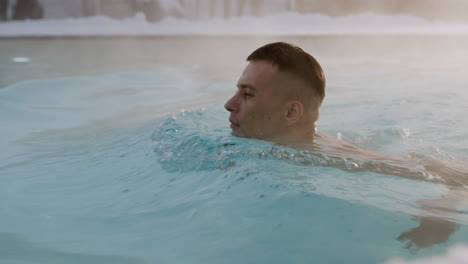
[2, 0, 468, 23]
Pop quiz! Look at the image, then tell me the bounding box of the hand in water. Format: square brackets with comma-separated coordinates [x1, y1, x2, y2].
[398, 216, 460, 251]
[397, 195, 464, 251]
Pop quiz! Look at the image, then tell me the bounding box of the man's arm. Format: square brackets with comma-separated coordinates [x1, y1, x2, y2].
[313, 132, 468, 186]
[313, 132, 468, 249]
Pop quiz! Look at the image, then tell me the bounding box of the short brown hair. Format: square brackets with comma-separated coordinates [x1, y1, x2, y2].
[247, 42, 325, 104]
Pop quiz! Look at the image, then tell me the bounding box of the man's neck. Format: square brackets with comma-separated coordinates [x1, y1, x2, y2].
[267, 122, 318, 148]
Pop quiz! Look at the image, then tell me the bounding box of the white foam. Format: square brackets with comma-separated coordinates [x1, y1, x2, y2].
[1, 12, 468, 36]
[385, 244, 468, 264]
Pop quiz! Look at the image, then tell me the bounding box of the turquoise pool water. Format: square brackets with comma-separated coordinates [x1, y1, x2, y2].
[1, 36, 468, 263]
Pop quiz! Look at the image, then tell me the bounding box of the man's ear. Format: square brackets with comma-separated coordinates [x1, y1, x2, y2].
[285, 100, 304, 125]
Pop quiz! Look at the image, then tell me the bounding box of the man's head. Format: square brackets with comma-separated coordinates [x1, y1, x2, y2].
[224, 42, 326, 144]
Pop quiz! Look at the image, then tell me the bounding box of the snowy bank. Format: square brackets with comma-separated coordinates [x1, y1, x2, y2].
[2, 12, 468, 37]
[386, 244, 468, 264]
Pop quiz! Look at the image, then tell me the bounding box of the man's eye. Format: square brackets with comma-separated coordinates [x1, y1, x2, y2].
[243, 92, 253, 98]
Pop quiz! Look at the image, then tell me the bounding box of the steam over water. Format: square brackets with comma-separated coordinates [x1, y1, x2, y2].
[3, 12, 468, 36]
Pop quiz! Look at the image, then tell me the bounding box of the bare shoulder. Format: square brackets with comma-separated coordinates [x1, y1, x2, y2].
[313, 131, 385, 159]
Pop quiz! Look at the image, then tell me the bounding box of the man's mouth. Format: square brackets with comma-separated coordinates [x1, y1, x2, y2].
[229, 119, 240, 129]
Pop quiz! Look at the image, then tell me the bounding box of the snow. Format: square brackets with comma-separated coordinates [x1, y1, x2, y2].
[1, 12, 468, 37]
[386, 244, 468, 264]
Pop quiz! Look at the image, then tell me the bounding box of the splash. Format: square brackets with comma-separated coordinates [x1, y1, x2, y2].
[151, 109, 459, 219]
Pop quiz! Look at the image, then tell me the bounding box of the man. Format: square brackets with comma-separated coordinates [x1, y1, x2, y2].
[225, 42, 467, 186]
[224, 42, 468, 249]
[225, 41, 324, 148]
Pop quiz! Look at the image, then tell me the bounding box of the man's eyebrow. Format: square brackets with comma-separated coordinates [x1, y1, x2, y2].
[237, 84, 257, 91]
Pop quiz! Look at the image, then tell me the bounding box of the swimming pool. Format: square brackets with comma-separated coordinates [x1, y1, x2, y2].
[1, 36, 468, 263]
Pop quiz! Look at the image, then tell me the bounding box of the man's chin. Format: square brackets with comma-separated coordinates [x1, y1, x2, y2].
[230, 129, 247, 138]
[230, 130, 273, 142]
[231, 130, 243, 137]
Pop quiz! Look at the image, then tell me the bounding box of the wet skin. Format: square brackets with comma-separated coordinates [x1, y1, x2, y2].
[225, 60, 290, 140]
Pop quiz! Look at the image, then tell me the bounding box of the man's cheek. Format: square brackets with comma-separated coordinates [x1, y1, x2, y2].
[244, 111, 256, 122]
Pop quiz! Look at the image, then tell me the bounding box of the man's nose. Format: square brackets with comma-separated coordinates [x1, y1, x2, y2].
[224, 94, 238, 113]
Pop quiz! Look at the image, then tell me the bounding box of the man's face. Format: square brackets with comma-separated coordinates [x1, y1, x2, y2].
[224, 61, 289, 139]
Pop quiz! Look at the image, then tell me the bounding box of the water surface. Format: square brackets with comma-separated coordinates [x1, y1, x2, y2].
[1, 36, 468, 263]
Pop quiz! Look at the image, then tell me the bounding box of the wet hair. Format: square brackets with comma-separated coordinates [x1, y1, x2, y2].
[247, 42, 325, 105]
